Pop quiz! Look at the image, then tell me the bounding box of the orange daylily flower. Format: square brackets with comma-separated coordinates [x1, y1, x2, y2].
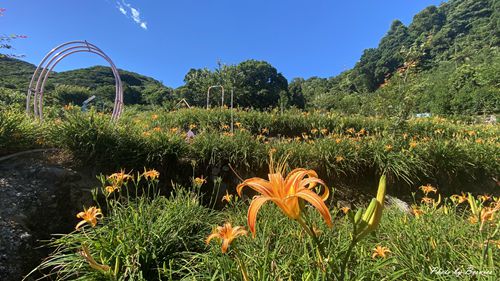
[107, 170, 133, 187]
[412, 206, 424, 218]
[105, 185, 120, 194]
[419, 184, 437, 195]
[222, 191, 233, 203]
[421, 197, 434, 204]
[194, 176, 206, 186]
[469, 215, 478, 224]
[340, 206, 350, 214]
[356, 128, 366, 136]
[451, 192, 468, 204]
[76, 206, 103, 230]
[372, 245, 391, 259]
[478, 194, 492, 203]
[479, 202, 500, 231]
[236, 154, 332, 237]
[143, 169, 160, 180]
[206, 223, 247, 253]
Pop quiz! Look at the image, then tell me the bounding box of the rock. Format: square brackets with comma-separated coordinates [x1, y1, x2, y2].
[36, 166, 81, 182]
[0, 151, 97, 280]
[386, 195, 412, 214]
[336, 200, 352, 209]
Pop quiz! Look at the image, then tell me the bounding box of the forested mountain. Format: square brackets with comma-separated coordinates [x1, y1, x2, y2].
[0, 56, 35, 90]
[291, 0, 499, 115]
[0, 56, 173, 107]
[1, 0, 498, 115]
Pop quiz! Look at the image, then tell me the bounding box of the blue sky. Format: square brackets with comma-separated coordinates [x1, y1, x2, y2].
[1, 0, 445, 88]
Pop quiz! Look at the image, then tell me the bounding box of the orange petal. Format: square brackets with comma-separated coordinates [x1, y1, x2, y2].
[247, 196, 271, 237]
[285, 169, 317, 194]
[232, 226, 248, 237]
[75, 220, 87, 230]
[221, 238, 230, 253]
[268, 173, 285, 198]
[296, 189, 333, 227]
[299, 177, 329, 201]
[237, 177, 274, 197]
[286, 168, 318, 181]
[206, 232, 220, 245]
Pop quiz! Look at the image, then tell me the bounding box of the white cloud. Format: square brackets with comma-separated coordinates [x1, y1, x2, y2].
[114, 0, 147, 30]
[118, 6, 127, 15]
[130, 8, 141, 23]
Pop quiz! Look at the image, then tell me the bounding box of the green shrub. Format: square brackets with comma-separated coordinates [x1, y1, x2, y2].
[0, 109, 45, 155]
[29, 174, 218, 281]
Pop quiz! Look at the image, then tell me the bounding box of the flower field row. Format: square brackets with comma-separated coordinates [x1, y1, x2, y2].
[1, 108, 498, 194]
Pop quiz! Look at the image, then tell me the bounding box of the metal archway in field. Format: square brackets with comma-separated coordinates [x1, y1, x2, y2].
[27, 41, 124, 121]
[206, 85, 225, 109]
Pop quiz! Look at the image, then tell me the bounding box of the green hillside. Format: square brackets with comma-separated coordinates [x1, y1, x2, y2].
[291, 0, 499, 115]
[0, 56, 36, 90]
[0, 56, 173, 107]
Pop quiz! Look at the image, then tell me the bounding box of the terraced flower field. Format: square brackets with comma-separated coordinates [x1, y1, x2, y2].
[1, 107, 499, 280]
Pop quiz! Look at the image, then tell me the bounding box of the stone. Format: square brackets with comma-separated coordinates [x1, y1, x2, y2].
[386, 195, 412, 214]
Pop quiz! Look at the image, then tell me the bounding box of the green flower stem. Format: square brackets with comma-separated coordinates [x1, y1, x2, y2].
[297, 216, 327, 270]
[233, 247, 250, 281]
[339, 238, 357, 280]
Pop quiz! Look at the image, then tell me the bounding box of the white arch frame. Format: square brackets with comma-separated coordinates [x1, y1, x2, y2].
[206, 85, 225, 109]
[27, 41, 124, 121]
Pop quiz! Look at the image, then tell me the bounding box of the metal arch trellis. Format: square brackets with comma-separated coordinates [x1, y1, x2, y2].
[206, 85, 225, 109]
[206, 85, 234, 133]
[26, 40, 124, 121]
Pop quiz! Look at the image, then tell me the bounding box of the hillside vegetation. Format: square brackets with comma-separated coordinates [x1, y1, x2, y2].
[0, 57, 173, 108]
[1, 0, 498, 116]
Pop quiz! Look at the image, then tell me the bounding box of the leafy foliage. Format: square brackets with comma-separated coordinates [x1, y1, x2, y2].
[290, 0, 499, 115]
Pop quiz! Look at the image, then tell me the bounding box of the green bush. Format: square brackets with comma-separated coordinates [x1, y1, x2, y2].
[48, 110, 189, 169]
[0, 109, 45, 155]
[29, 175, 218, 281]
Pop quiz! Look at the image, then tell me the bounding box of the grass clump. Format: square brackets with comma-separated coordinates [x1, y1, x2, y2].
[28, 170, 217, 281]
[0, 109, 45, 155]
